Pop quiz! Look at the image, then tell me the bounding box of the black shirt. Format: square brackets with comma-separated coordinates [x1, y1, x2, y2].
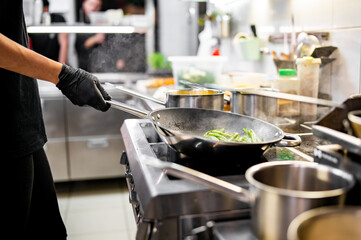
[0, 0, 47, 158]
[30, 13, 66, 61]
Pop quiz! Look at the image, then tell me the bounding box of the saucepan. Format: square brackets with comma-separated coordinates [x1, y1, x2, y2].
[106, 82, 225, 110]
[287, 206, 361, 240]
[107, 99, 301, 158]
[143, 158, 355, 240]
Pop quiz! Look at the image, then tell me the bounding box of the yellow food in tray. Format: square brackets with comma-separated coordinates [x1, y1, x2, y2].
[146, 78, 175, 88]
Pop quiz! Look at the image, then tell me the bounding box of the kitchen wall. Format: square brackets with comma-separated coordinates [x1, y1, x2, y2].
[213, 0, 361, 103]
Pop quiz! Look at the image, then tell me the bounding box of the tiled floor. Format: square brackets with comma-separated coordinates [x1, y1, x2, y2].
[55, 178, 137, 240]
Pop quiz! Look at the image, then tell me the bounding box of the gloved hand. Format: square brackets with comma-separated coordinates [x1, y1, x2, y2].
[56, 64, 111, 112]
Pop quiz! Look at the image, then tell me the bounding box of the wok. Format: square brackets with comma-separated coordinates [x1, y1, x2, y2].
[107, 99, 301, 158]
[106, 82, 225, 110]
[143, 158, 354, 240]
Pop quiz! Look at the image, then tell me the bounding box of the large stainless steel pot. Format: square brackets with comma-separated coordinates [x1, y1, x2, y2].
[106, 83, 225, 110]
[288, 206, 361, 240]
[143, 159, 355, 240]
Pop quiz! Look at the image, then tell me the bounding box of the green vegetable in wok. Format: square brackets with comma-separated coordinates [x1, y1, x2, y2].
[203, 128, 262, 143]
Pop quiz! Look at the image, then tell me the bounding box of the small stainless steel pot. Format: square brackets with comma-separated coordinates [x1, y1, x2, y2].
[230, 88, 278, 120]
[106, 83, 224, 110]
[144, 159, 355, 240]
[288, 206, 361, 240]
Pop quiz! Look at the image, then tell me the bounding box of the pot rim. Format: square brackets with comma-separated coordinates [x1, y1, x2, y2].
[245, 161, 355, 199]
[348, 110, 361, 125]
[167, 88, 225, 96]
[287, 206, 361, 240]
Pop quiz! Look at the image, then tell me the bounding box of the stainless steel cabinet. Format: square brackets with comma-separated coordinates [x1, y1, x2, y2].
[41, 95, 69, 181]
[65, 97, 136, 181]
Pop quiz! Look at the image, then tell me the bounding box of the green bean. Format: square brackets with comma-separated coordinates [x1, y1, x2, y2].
[203, 128, 262, 143]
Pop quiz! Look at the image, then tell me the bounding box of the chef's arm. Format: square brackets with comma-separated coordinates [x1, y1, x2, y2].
[0, 33, 61, 84]
[0, 33, 110, 111]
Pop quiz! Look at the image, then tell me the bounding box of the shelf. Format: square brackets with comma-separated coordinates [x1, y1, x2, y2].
[27, 24, 149, 34]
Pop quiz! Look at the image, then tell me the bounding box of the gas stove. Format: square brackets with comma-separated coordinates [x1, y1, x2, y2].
[119, 118, 316, 240]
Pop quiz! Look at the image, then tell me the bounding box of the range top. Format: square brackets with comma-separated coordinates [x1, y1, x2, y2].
[120, 118, 318, 240]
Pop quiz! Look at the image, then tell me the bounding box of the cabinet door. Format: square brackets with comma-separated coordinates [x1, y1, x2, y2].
[68, 137, 125, 180]
[41, 97, 69, 182]
[44, 141, 69, 182]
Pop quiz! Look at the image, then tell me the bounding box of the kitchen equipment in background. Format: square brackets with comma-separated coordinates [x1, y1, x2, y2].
[313, 95, 361, 206]
[311, 46, 338, 67]
[106, 82, 225, 110]
[168, 56, 227, 86]
[233, 33, 261, 61]
[273, 44, 337, 70]
[296, 57, 321, 121]
[220, 13, 232, 38]
[288, 206, 361, 240]
[272, 69, 300, 117]
[108, 100, 301, 159]
[295, 33, 320, 59]
[316, 94, 361, 132]
[145, 158, 354, 240]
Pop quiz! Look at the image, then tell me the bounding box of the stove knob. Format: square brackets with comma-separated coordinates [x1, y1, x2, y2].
[120, 151, 128, 165]
[186, 221, 215, 240]
[125, 172, 134, 184]
[129, 189, 139, 205]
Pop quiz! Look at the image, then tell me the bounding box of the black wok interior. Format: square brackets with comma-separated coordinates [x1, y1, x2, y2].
[149, 108, 283, 142]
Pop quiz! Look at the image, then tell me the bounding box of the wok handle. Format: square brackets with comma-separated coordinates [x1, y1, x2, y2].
[107, 99, 149, 118]
[142, 155, 251, 203]
[105, 82, 166, 106]
[276, 133, 302, 147]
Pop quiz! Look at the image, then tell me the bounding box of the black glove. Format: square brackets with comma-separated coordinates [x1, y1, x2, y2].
[57, 64, 111, 112]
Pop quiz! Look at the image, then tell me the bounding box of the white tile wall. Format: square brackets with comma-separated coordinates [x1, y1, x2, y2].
[217, 0, 361, 102]
[333, 0, 361, 28]
[330, 28, 361, 102]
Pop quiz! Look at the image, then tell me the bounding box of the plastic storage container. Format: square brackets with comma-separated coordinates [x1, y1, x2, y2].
[296, 57, 321, 120]
[273, 69, 300, 117]
[168, 56, 227, 86]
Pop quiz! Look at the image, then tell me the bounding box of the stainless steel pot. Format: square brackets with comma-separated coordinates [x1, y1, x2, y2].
[348, 110, 361, 138]
[230, 88, 278, 120]
[180, 81, 343, 121]
[106, 83, 225, 110]
[144, 159, 355, 240]
[288, 206, 361, 240]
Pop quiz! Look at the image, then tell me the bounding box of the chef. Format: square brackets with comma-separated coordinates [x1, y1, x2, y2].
[0, 0, 110, 239]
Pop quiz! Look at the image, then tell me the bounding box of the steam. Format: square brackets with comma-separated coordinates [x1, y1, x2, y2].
[88, 33, 146, 73]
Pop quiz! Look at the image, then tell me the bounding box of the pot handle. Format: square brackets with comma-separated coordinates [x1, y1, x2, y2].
[276, 133, 302, 147]
[107, 99, 149, 119]
[142, 155, 251, 203]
